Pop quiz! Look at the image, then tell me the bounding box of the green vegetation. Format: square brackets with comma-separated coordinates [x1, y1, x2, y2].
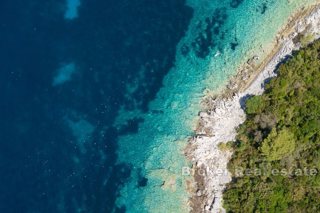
[261, 128, 296, 161]
[293, 33, 315, 47]
[218, 141, 234, 152]
[300, 34, 315, 47]
[223, 40, 320, 212]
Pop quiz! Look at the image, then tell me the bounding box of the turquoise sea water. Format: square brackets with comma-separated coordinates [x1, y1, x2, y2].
[0, 1, 192, 212]
[1, 0, 318, 212]
[115, 0, 319, 212]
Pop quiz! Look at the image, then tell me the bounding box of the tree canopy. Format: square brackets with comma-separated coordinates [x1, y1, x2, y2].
[223, 40, 320, 212]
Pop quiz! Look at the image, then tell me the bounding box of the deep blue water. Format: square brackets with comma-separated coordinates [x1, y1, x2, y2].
[0, 0, 192, 212]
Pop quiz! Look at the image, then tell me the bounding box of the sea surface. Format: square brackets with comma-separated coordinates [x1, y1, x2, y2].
[0, 0, 317, 212]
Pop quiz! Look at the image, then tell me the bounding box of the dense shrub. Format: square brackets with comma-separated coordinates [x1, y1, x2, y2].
[223, 40, 320, 212]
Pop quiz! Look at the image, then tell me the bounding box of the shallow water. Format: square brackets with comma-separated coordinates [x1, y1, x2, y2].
[115, 0, 318, 212]
[0, 0, 318, 212]
[0, 0, 191, 212]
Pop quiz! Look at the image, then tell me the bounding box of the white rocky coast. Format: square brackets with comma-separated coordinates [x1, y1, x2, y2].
[188, 5, 320, 213]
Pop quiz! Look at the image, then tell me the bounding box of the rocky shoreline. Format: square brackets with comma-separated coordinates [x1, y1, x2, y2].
[186, 4, 320, 213]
